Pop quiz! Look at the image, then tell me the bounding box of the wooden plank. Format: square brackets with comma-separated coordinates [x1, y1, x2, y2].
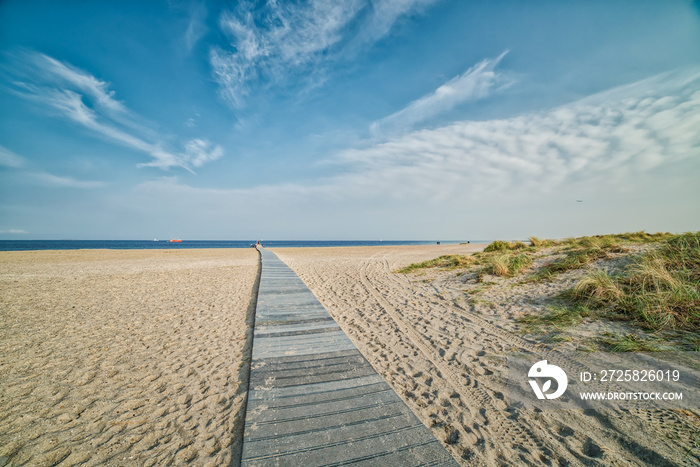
[241, 248, 458, 466]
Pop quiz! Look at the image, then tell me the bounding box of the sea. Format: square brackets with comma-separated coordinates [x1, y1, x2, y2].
[0, 240, 478, 252]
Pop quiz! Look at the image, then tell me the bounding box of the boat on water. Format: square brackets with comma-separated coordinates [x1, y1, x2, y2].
[169, 239, 182, 243]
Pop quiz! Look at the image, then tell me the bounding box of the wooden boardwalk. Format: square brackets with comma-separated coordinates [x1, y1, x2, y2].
[241, 248, 458, 466]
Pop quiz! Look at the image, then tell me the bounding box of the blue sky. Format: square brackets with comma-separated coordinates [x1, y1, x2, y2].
[1, 0, 699, 240]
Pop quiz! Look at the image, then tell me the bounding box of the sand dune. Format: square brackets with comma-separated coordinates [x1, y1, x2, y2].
[0, 249, 259, 466]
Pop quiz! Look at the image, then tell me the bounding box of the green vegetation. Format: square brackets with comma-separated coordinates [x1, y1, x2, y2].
[600, 333, 664, 352]
[545, 333, 573, 343]
[480, 233, 668, 280]
[483, 240, 529, 252]
[586, 231, 674, 244]
[397, 231, 682, 287]
[489, 254, 509, 276]
[559, 231, 673, 247]
[483, 240, 511, 252]
[396, 254, 473, 273]
[398, 232, 698, 351]
[684, 335, 700, 352]
[527, 231, 671, 250]
[487, 253, 533, 277]
[528, 236, 555, 248]
[568, 232, 700, 331]
[514, 232, 698, 350]
[571, 269, 624, 306]
[532, 238, 627, 281]
[518, 304, 593, 329]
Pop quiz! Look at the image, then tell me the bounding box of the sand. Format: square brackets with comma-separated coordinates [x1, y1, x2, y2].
[3, 244, 698, 466]
[274, 244, 700, 466]
[0, 248, 259, 466]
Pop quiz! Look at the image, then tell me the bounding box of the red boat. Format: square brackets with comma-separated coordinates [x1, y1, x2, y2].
[169, 239, 182, 243]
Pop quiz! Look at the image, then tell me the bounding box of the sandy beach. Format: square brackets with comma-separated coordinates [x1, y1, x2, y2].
[2, 244, 698, 466]
[274, 244, 700, 466]
[0, 249, 259, 466]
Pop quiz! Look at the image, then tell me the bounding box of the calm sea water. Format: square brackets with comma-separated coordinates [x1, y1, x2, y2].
[0, 240, 476, 252]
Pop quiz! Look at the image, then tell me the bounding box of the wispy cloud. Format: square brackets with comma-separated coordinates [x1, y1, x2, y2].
[370, 51, 511, 135]
[131, 69, 700, 238]
[145, 68, 700, 215]
[7, 51, 223, 173]
[337, 69, 700, 202]
[24, 52, 127, 115]
[0, 144, 104, 189]
[353, 0, 436, 45]
[0, 229, 28, 234]
[0, 144, 26, 168]
[30, 171, 106, 189]
[210, 0, 438, 108]
[137, 138, 223, 170]
[184, 2, 208, 53]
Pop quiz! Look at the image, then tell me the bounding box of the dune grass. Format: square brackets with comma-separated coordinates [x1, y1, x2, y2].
[567, 232, 700, 331]
[397, 250, 534, 277]
[396, 254, 474, 273]
[483, 240, 530, 252]
[484, 233, 666, 281]
[562, 231, 674, 247]
[527, 231, 671, 249]
[487, 254, 523, 277]
[532, 238, 629, 281]
[600, 333, 664, 352]
[529, 236, 555, 248]
[489, 254, 509, 276]
[518, 304, 592, 328]
[571, 269, 625, 305]
[397, 231, 680, 286]
[501, 253, 533, 276]
[400, 231, 697, 350]
[591, 231, 674, 244]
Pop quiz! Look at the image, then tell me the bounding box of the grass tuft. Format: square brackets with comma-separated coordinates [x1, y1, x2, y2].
[490, 254, 509, 276]
[529, 236, 554, 248]
[509, 253, 533, 275]
[532, 239, 629, 281]
[567, 232, 700, 331]
[484, 240, 514, 252]
[518, 304, 592, 328]
[487, 253, 533, 277]
[396, 255, 474, 273]
[601, 333, 663, 352]
[571, 269, 625, 306]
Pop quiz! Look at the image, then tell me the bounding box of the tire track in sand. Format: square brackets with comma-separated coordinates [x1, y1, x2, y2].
[357, 254, 581, 466]
[373, 251, 700, 467]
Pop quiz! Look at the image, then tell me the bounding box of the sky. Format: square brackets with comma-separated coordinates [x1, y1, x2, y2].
[0, 0, 699, 241]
